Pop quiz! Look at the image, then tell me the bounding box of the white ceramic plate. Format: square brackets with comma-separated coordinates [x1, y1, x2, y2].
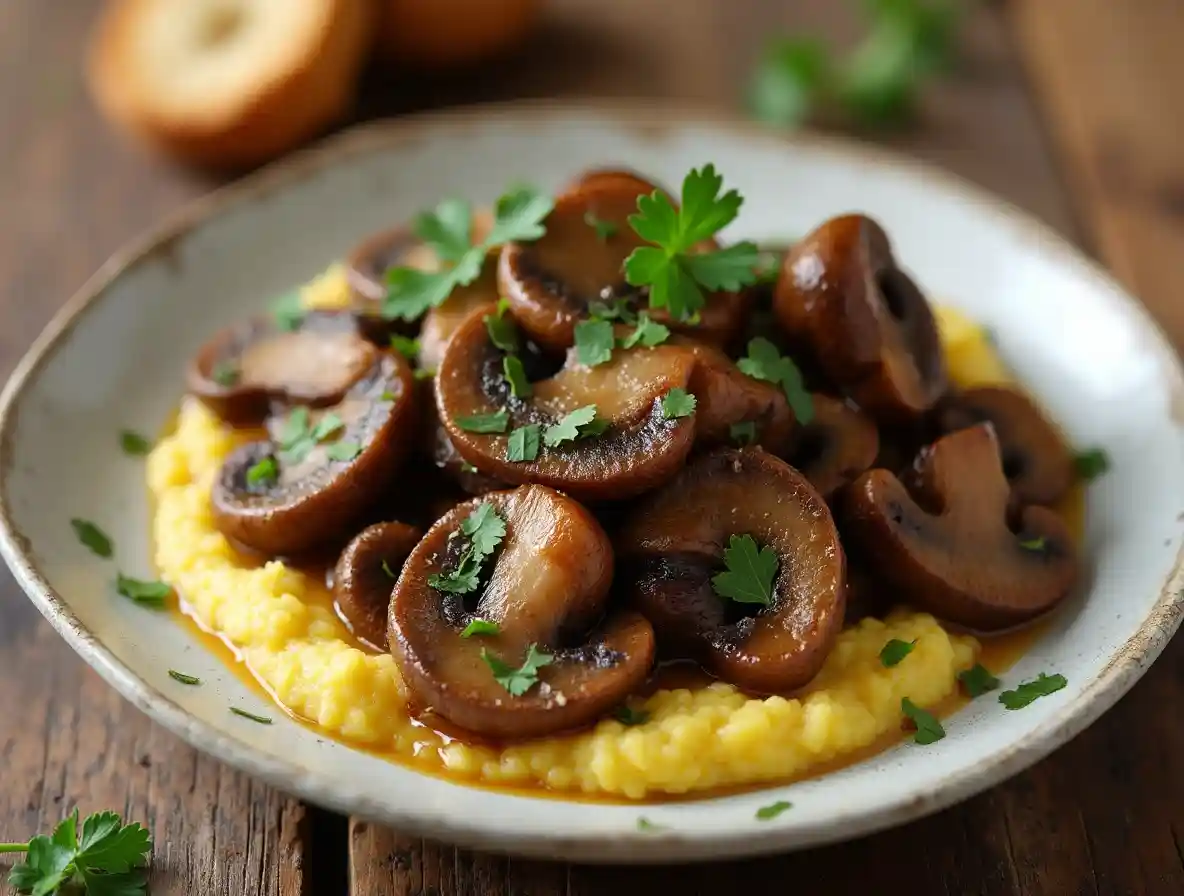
[1, 101, 1182, 864]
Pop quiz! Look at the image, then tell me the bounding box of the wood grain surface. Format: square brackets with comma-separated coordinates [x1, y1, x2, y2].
[0, 1, 1180, 894]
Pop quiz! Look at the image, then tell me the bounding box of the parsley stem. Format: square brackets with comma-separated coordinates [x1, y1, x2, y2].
[0, 842, 30, 852]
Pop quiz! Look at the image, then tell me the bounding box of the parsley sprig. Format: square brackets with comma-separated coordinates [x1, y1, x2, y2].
[428, 503, 507, 594]
[481, 643, 554, 696]
[737, 338, 814, 423]
[712, 534, 779, 606]
[3, 809, 152, 896]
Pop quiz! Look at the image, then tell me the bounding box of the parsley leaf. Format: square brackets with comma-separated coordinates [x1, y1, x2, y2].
[413, 199, 472, 263]
[485, 187, 554, 246]
[461, 619, 500, 638]
[278, 408, 348, 464]
[502, 355, 532, 398]
[661, 388, 697, 419]
[384, 266, 468, 321]
[71, 519, 113, 559]
[1074, 447, 1110, 482]
[271, 291, 304, 331]
[427, 554, 483, 594]
[168, 670, 201, 685]
[624, 165, 760, 320]
[619, 312, 670, 349]
[390, 335, 420, 360]
[901, 697, 945, 744]
[481, 643, 554, 696]
[246, 456, 278, 486]
[119, 430, 151, 456]
[574, 319, 615, 367]
[737, 338, 814, 424]
[636, 817, 665, 832]
[543, 405, 602, 447]
[999, 672, 1067, 710]
[755, 801, 793, 821]
[730, 421, 757, 446]
[454, 410, 509, 434]
[484, 300, 519, 353]
[230, 707, 273, 724]
[749, 37, 831, 129]
[588, 298, 637, 324]
[428, 503, 507, 594]
[326, 441, 361, 462]
[613, 705, 650, 726]
[115, 575, 171, 607]
[712, 534, 778, 606]
[879, 638, 916, 667]
[381, 559, 396, 578]
[4, 809, 152, 896]
[584, 211, 619, 242]
[506, 424, 541, 462]
[210, 360, 240, 387]
[957, 663, 1000, 698]
[1018, 536, 1047, 553]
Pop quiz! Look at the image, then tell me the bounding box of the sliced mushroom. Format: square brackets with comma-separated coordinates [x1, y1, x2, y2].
[436, 306, 697, 501]
[333, 521, 423, 650]
[389, 485, 656, 739]
[618, 447, 846, 693]
[563, 166, 671, 196]
[211, 350, 418, 556]
[188, 311, 378, 425]
[788, 394, 879, 500]
[499, 175, 746, 350]
[774, 214, 947, 421]
[937, 386, 1074, 507]
[841, 424, 1079, 631]
[418, 254, 501, 373]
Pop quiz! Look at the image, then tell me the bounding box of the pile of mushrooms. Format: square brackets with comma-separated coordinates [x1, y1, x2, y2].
[190, 172, 1082, 741]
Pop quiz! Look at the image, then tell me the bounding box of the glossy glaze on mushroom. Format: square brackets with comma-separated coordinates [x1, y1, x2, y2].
[183, 165, 1086, 744]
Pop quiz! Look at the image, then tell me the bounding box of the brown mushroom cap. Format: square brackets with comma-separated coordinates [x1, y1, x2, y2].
[333, 521, 423, 650]
[436, 306, 697, 501]
[773, 214, 947, 421]
[789, 393, 879, 500]
[618, 447, 846, 693]
[562, 167, 672, 196]
[937, 386, 1074, 507]
[188, 312, 378, 425]
[211, 350, 418, 556]
[841, 423, 1079, 631]
[498, 176, 746, 350]
[389, 486, 655, 739]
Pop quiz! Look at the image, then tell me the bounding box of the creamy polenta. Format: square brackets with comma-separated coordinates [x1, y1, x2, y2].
[145, 270, 1007, 800]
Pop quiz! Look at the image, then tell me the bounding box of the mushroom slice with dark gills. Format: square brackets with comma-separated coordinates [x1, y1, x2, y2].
[333, 521, 423, 650]
[498, 174, 747, 351]
[389, 486, 656, 739]
[189, 311, 378, 425]
[436, 305, 697, 502]
[788, 394, 879, 500]
[936, 386, 1074, 507]
[618, 447, 846, 694]
[841, 424, 1079, 632]
[211, 349, 418, 556]
[773, 214, 947, 422]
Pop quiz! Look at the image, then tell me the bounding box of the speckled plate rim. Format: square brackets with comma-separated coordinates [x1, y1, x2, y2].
[1, 99, 1182, 864]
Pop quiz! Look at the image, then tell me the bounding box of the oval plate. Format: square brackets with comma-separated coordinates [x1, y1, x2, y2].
[1, 101, 1181, 864]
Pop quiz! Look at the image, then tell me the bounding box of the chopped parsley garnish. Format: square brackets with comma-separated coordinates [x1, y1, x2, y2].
[71, 519, 113, 559]
[584, 211, 619, 242]
[711, 534, 778, 606]
[619, 312, 670, 349]
[587, 298, 637, 324]
[381, 559, 396, 579]
[1074, 447, 1110, 482]
[271, 290, 305, 331]
[389, 335, 420, 360]
[414, 368, 435, 381]
[460, 461, 479, 474]
[505, 424, 541, 462]
[461, 618, 500, 638]
[119, 430, 152, 456]
[502, 355, 532, 399]
[484, 300, 520, 353]
[737, 337, 814, 423]
[730, 421, 758, 446]
[543, 405, 603, 446]
[661, 388, 697, 420]
[454, 409, 510, 434]
[574, 318, 615, 367]
[380, 390, 397, 402]
[384, 186, 553, 320]
[230, 707, 273, 725]
[481, 643, 553, 696]
[624, 164, 760, 321]
[427, 503, 506, 594]
[755, 801, 793, 820]
[613, 705, 650, 726]
[879, 638, 916, 667]
[246, 456, 278, 486]
[168, 670, 201, 686]
[1018, 536, 1047, 553]
[754, 245, 786, 283]
[998, 672, 1067, 710]
[900, 697, 945, 744]
[277, 408, 347, 464]
[957, 663, 1000, 698]
[210, 360, 240, 387]
[115, 575, 171, 607]
[325, 441, 361, 462]
[636, 817, 665, 832]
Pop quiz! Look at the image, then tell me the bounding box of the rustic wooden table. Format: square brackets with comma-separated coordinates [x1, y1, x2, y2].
[2, 1, 1182, 893]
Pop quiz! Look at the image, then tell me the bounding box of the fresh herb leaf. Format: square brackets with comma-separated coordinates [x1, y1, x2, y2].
[712, 534, 778, 606]
[574, 319, 616, 367]
[957, 663, 1000, 698]
[326, 441, 361, 462]
[427, 555, 482, 594]
[588, 298, 637, 324]
[624, 164, 760, 320]
[485, 186, 554, 246]
[311, 413, 344, 442]
[461, 502, 507, 557]
[661, 388, 697, 420]
[999, 672, 1067, 710]
[271, 291, 305, 331]
[543, 405, 601, 447]
[879, 638, 916, 667]
[115, 575, 170, 607]
[484, 300, 520, 353]
[730, 421, 758, 445]
[210, 361, 240, 387]
[481, 643, 554, 696]
[460, 461, 479, 474]
[613, 705, 650, 726]
[636, 817, 665, 832]
[619, 312, 670, 349]
[390, 335, 421, 360]
[502, 355, 532, 398]
[461, 618, 500, 638]
[278, 409, 346, 464]
[737, 337, 814, 423]
[3, 810, 152, 896]
[505, 424, 541, 462]
[384, 265, 469, 322]
[454, 410, 510, 434]
[71, 519, 113, 559]
[755, 800, 793, 821]
[414, 368, 436, 381]
[167, 670, 201, 686]
[749, 37, 831, 128]
[246, 456, 278, 486]
[1074, 447, 1110, 482]
[119, 430, 151, 456]
[901, 697, 945, 744]
[413, 198, 473, 263]
[584, 211, 619, 242]
[381, 559, 396, 579]
[1018, 536, 1047, 553]
[380, 390, 397, 402]
[230, 707, 273, 724]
